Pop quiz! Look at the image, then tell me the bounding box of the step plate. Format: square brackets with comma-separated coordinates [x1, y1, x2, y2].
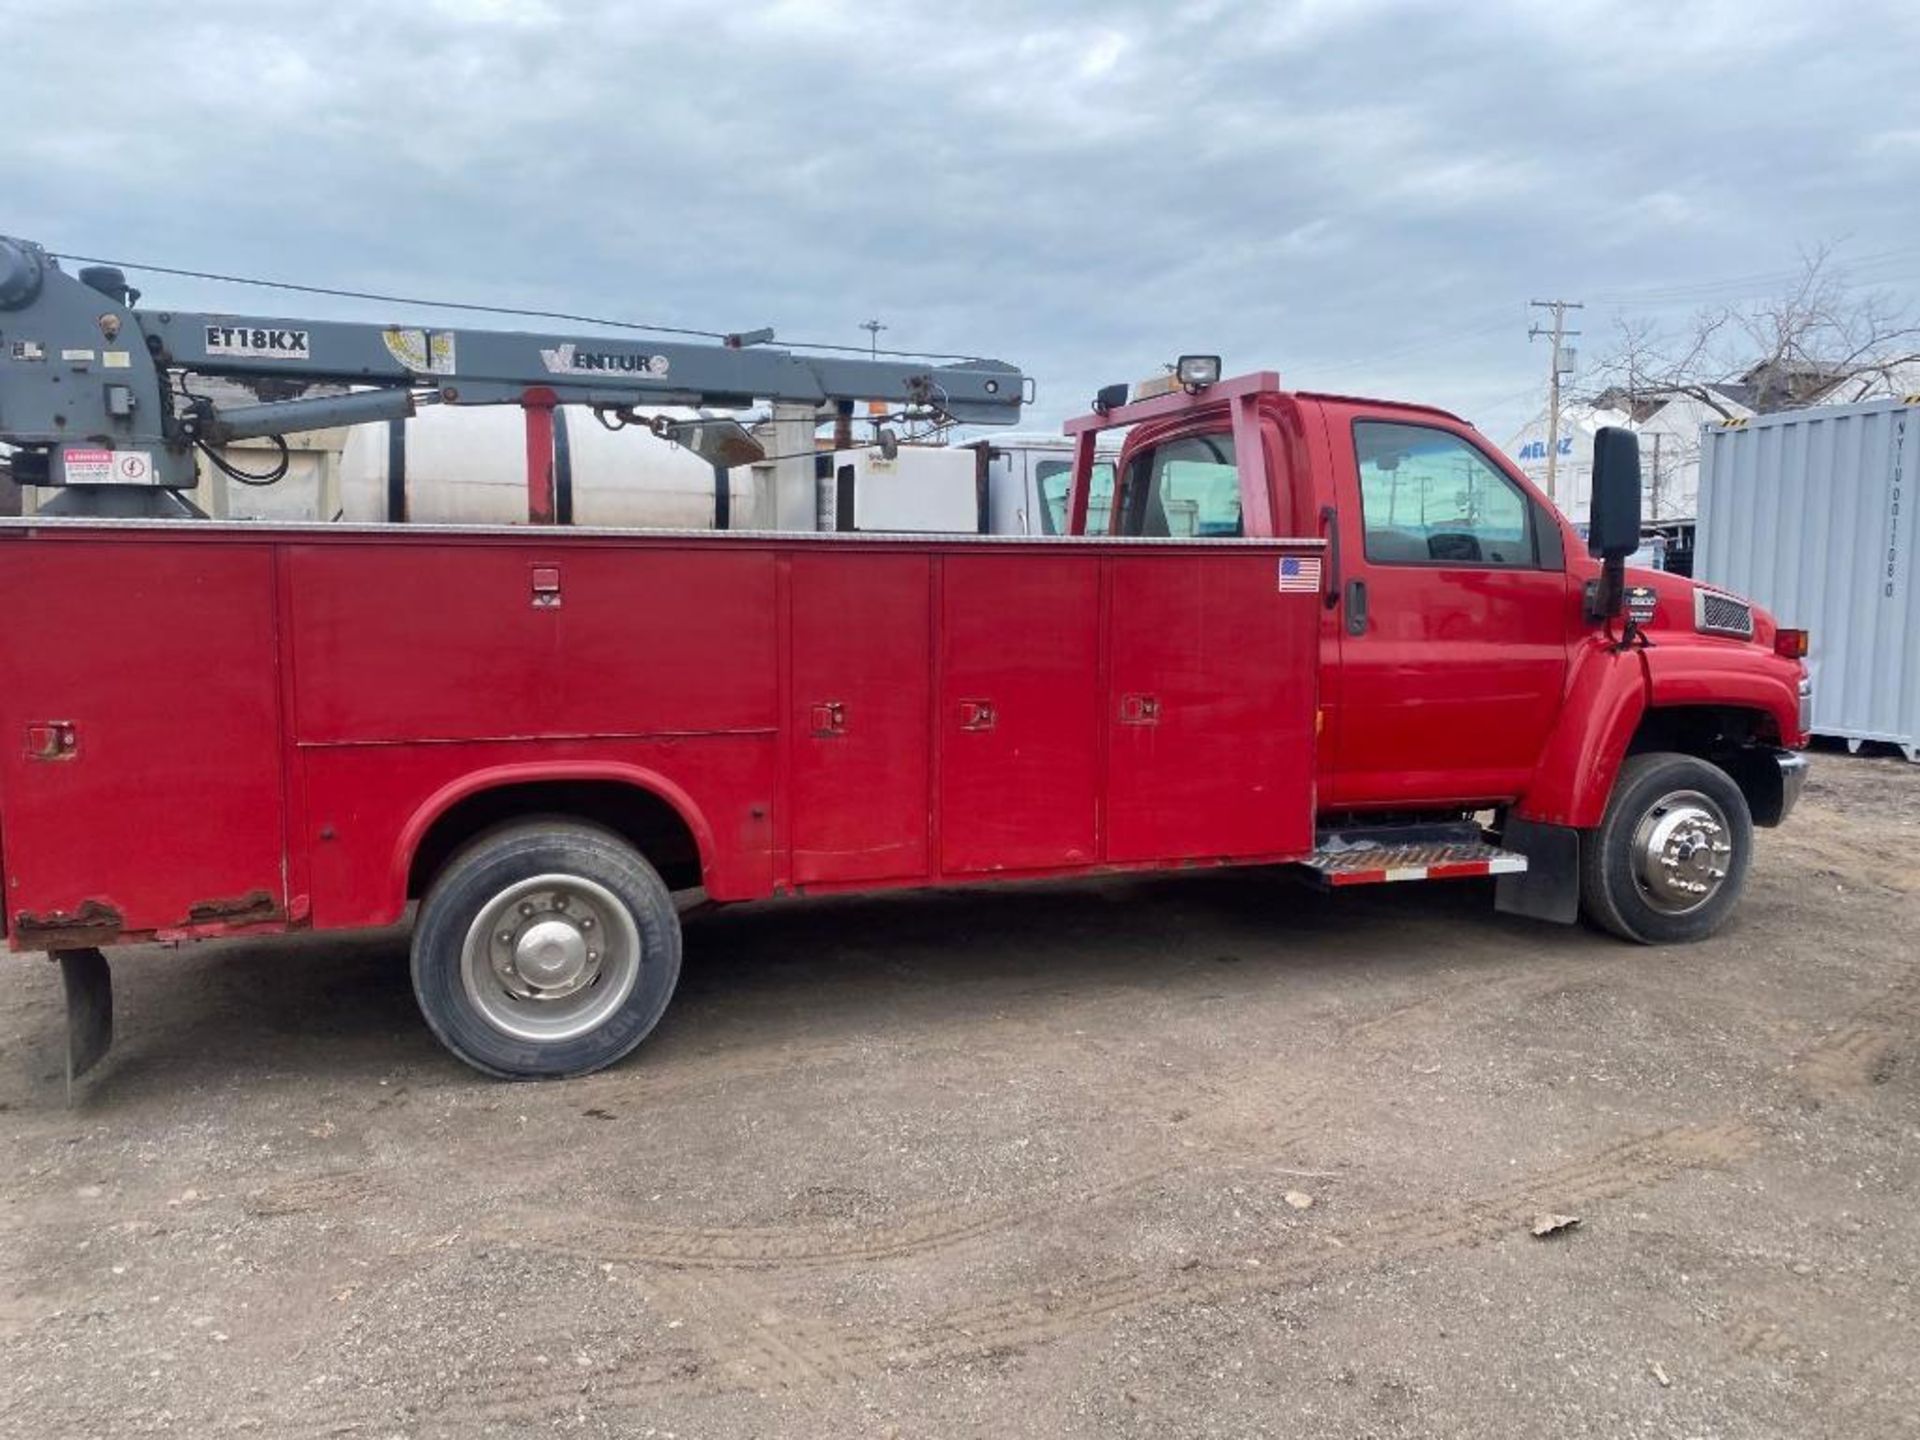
[1302, 840, 1528, 887]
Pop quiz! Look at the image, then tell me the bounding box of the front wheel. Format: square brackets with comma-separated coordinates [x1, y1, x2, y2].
[1580, 752, 1753, 944]
[411, 821, 682, 1078]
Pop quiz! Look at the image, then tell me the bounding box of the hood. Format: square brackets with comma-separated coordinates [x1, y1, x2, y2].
[1621, 567, 1782, 646]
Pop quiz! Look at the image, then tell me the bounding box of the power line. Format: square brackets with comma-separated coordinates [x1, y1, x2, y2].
[1299, 311, 1519, 378]
[45, 250, 994, 364]
[1591, 243, 1920, 307]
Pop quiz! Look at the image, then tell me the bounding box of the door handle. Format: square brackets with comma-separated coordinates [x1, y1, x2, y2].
[530, 564, 562, 608]
[809, 701, 847, 738]
[1117, 693, 1161, 725]
[957, 699, 997, 732]
[1345, 578, 1368, 636]
[26, 721, 78, 760]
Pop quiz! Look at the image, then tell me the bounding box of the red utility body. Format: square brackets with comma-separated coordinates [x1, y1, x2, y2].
[0, 525, 1322, 946]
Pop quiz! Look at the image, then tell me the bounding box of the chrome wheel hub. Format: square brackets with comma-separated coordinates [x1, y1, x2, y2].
[1631, 789, 1734, 915]
[504, 916, 597, 997]
[461, 874, 641, 1042]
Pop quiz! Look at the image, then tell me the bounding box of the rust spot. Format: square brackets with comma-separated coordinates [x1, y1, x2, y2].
[184, 890, 281, 925]
[14, 898, 124, 949]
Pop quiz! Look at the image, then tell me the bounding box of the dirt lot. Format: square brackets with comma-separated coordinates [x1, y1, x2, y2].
[2, 751, 1916, 1438]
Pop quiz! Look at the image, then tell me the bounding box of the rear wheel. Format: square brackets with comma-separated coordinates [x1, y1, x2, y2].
[411, 821, 682, 1078]
[1580, 751, 1752, 944]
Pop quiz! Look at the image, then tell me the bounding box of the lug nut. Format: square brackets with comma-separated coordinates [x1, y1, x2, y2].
[580, 917, 594, 930]
[518, 901, 535, 916]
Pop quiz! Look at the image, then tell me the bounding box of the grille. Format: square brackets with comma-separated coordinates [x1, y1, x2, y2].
[1695, 587, 1754, 638]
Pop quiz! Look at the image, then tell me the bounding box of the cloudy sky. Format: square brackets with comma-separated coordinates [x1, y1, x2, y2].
[7, 0, 1918, 445]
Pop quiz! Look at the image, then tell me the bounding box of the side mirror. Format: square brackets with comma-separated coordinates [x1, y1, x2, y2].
[1588, 427, 1642, 559]
[1587, 427, 1643, 621]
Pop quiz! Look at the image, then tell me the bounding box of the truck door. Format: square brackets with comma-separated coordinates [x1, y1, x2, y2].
[1321, 412, 1571, 806]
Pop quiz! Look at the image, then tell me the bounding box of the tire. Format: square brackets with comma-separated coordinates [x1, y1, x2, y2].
[411, 820, 682, 1078]
[1579, 751, 1753, 944]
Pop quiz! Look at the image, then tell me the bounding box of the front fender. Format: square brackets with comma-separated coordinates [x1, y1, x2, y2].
[1514, 638, 1648, 829]
[1641, 641, 1804, 747]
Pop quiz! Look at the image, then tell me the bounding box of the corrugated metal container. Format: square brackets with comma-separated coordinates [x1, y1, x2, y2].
[1695, 397, 1919, 759]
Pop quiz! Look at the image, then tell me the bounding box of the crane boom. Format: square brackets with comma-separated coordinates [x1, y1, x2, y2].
[0, 236, 1026, 512]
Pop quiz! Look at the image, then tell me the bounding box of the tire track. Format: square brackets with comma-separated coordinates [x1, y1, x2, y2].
[1340, 967, 1599, 1049]
[825, 1120, 1759, 1373]
[1795, 964, 1920, 1098]
[392, 1118, 1757, 1427]
[491, 1122, 1322, 1270]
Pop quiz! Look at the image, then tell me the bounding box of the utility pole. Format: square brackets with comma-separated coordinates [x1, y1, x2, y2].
[860, 318, 887, 358]
[1648, 430, 1662, 522]
[1529, 300, 1583, 509]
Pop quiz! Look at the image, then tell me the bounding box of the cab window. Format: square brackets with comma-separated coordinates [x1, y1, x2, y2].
[1035, 459, 1114, 535]
[1116, 433, 1243, 538]
[1353, 421, 1537, 567]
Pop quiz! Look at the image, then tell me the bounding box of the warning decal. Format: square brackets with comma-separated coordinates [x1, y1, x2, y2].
[64, 448, 155, 485]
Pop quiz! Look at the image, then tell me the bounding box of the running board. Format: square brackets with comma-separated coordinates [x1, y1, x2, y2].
[1302, 838, 1529, 887]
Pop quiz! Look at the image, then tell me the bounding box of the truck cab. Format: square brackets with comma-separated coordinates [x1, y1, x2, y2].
[1063, 364, 1810, 941]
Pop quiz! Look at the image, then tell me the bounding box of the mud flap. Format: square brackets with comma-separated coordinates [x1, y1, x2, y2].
[1494, 817, 1581, 924]
[56, 948, 112, 1096]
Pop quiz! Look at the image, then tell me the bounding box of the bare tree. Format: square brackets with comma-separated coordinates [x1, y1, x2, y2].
[1587, 245, 1920, 418]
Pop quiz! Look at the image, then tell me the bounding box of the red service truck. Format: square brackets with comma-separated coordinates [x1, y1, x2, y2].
[0, 241, 1810, 1082]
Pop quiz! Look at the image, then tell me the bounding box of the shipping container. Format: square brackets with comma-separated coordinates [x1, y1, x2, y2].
[1695, 397, 1919, 759]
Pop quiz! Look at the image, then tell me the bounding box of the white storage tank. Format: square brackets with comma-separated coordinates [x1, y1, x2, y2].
[1695, 397, 1920, 759]
[339, 405, 749, 528]
[824, 445, 982, 533]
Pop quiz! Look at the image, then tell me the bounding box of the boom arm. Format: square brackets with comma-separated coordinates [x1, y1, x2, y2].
[0, 236, 1026, 498]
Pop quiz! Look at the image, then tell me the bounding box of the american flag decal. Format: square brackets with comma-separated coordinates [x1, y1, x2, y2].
[1277, 555, 1322, 593]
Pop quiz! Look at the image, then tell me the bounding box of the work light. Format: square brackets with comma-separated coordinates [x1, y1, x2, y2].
[1176, 354, 1222, 392]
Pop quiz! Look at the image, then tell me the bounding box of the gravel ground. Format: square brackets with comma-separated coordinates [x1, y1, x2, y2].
[1, 748, 1916, 1438]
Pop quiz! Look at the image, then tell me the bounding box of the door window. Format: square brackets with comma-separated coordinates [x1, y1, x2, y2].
[1116, 433, 1243, 538]
[1354, 421, 1537, 567]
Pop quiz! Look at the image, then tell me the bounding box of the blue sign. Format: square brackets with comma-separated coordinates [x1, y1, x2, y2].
[1517, 437, 1574, 462]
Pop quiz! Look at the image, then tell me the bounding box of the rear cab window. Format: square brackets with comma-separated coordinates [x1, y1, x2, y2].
[1115, 433, 1243, 538]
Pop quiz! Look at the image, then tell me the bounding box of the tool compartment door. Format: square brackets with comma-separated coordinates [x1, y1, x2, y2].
[1105, 549, 1318, 863]
[788, 552, 933, 885]
[0, 539, 287, 938]
[938, 552, 1101, 873]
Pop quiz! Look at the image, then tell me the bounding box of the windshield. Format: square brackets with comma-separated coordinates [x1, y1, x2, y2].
[1036, 459, 1115, 535]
